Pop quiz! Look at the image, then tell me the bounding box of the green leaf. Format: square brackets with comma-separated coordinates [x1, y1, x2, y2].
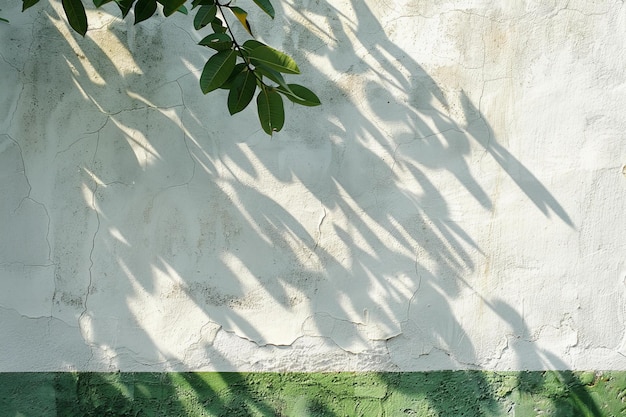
[199, 32, 233, 51]
[228, 70, 257, 115]
[194, 4, 217, 30]
[250, 46, 300, 74]
[242, 39, 265, 53]
[211, 16, 227, 33]
[278, 84, 321, 107]
[93, 0, 114, 7]
[160, 0, 186, 16]
[252, 0, 274, 18]
[177, 5, 188, 14]
[220, 63, 247, 90]
[22, 0, 41, 11]
[134, 0, 157, 24]
[62, 0, 88, 36]
[257, 89, 284, 134]
[115, 0, 135, 17]
[200, 49, 237, 94]
[192, 0, 213, 8]
[229, 6, 252, 36]
[254, 65, 292, 92]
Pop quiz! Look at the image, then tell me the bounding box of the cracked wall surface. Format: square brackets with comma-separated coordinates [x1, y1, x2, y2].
[1, 0, 626, 371]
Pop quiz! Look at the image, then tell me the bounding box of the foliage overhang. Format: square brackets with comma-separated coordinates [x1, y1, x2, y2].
[18, 0, 321, 134]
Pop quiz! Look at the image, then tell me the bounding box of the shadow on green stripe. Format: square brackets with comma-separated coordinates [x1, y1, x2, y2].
[1, 371, 625, 416]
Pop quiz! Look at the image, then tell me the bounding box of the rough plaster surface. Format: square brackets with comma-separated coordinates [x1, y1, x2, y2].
[1, 0, 625, 371]
[3, 371, 625, 416]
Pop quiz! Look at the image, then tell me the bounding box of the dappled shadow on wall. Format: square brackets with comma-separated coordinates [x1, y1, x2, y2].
[1, 0, 585, 401]
[0, 0, 603, 415]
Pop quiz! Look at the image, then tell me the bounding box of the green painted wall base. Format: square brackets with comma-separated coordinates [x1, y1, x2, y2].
[1, 371, 625, 416]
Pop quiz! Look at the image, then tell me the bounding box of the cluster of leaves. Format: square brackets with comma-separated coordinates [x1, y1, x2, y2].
[20, 0, 320, 134]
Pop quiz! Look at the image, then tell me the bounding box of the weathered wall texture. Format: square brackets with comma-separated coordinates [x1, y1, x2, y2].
[1, 0, 625, 371]
[3, 371, 625, 416]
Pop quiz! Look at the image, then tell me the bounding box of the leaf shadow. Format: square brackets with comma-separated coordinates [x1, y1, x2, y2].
[0, 0, 594, 415]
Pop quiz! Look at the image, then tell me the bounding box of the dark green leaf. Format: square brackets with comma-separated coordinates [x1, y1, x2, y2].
[194, 4, 217, 30]
[192, 0, 214, 8]
[62, 0, 88, 36]
[134, 0, 157, 24]
[220, 63, 247, 90]
[177, 5, 188, 14]
[115, 0, 135, 17]
[257, 89, 284, 134]
[93, 0, 114, 7]
[211, 16, 227, 33]
[229, 6, 252, 36]
[254, 65, 292, 92]
[160, 0, 186, 16]
[0, 17, 8, 23]
[228, 70, 257, 114]
[252, 0, 274, 18]
[22, 0, 41, 11]
[278, 84, 321, 106]
[200, 49, 237, 94]
[199, 32, 232, 51]
[242, 39, 265, 53]
[250, 46, 300, 74]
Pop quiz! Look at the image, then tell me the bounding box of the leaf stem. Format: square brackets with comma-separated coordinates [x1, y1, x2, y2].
[215, 3, 267, 86]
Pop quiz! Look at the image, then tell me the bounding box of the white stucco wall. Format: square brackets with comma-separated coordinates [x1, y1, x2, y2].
[1, 0, 625, 371]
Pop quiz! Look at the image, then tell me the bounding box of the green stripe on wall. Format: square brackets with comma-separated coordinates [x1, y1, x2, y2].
[1, 371, 625, 416]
